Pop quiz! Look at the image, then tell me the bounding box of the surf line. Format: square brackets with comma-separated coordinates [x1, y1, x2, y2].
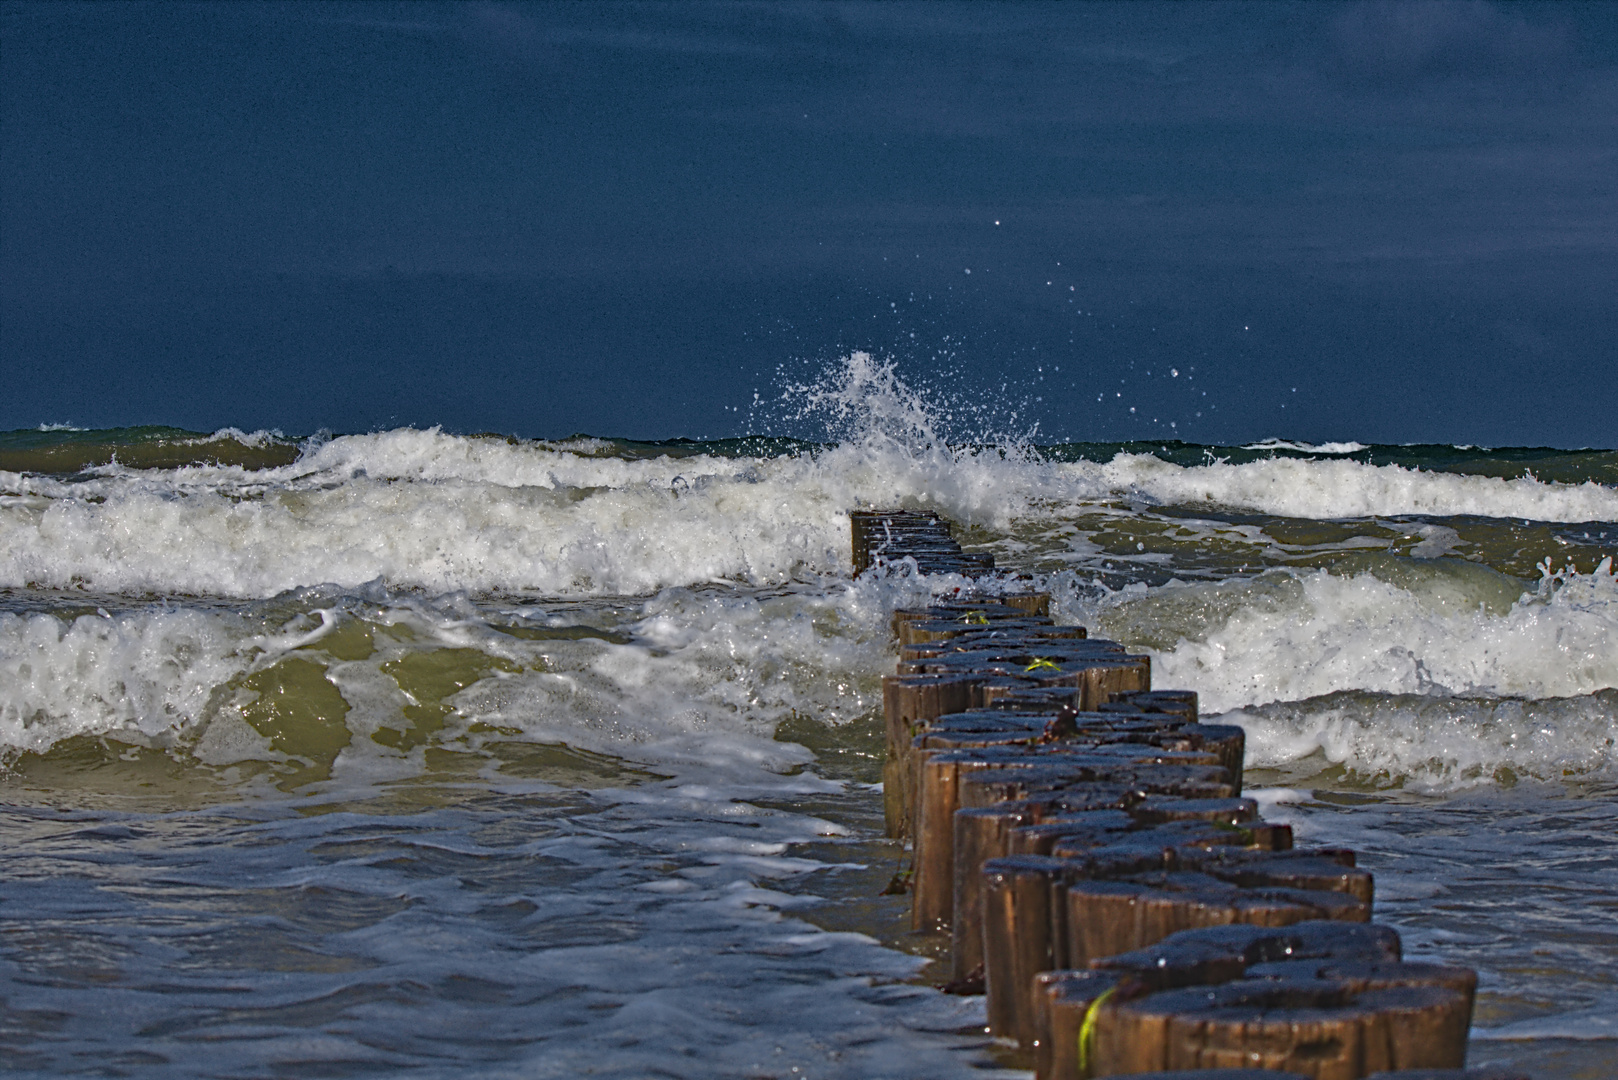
[852, 509, 1515, 1080]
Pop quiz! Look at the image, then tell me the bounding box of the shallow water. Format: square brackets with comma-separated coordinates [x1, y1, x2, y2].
[0, 755, 1005, 1079]
[3, 356, 1615, 1077]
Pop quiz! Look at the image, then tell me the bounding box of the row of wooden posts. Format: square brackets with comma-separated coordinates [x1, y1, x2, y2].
[851, 510, 1523, 1080]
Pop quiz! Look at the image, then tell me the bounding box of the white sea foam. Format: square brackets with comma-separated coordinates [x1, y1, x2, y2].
[1231, 688, 1618, 788]
[7, 554, 1614, 797]
[0, 603, 353, 756]
[1075, 452, 1618, 522]
[451, 581, 909, 774]
[1074, 558, 1618, 787]
[2, 353, 1614, 598]
[3, 429, 1614, 600]
[1242, 438, 1369, 454]
[194, 426, 288, 447]
[2, 351, 1615, 784]
[1109, 558, 1618, 712]
[0, 609, 258, 754]
[0, 451, 852, 597]
[0, 571, 935, 765]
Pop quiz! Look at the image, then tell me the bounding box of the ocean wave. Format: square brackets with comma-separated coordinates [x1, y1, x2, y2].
[1074, 453, 1618, 522]
[1228, 688, 1618, 790]
[0, 607, 283, 755]
[192, 426, 288, 448]
[1086, 558, 1618, 714]
[0, 355, 1613, 598]
[1241, 438, 1369, 454]
[0, 460, 849, 597]
[0, 576, 917, 763]
[1066, 558, 1618, 789]
[0, 425, 303, 475]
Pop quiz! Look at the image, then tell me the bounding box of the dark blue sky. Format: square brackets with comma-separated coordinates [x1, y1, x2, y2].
[4, 1, 1615, 445]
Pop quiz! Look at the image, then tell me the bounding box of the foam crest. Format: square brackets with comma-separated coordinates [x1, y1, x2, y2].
[0, 424, 1042, 598]
[289, 428, 750, 489]
[1079, 453, 1618, 522]
[0, 459, 851, 597]
[2, 356, 1614, 598]
[452, 583, 905, 775]
[0, 575, 926, 767]
[0, 609, 260, 754]
[1091, 560, 1618, 714]
[1242, 439, 1369, 454]
[1070, 560, 1618, 788]
[1229, 688, 1618, 789]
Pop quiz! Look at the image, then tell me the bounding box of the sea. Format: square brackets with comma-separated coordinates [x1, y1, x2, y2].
[2, 354, 1615, 1079]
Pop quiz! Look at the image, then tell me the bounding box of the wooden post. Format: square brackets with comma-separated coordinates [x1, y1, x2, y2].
[1090, 979, 1471, 1076]
[982, 855, 1067, 1047]
[1030, 970, 1119, 1080]
[850, 508, 1484, 1080]
[952, 803, 1037, 981]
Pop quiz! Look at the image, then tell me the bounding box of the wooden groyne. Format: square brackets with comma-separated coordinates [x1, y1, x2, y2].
[851, 510, 1524, 1080]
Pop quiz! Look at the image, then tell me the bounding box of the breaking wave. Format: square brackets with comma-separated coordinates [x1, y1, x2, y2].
[3, 354, 1614, 598]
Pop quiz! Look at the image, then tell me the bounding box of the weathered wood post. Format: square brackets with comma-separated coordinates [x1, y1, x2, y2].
[848, 510, 1481, 1079]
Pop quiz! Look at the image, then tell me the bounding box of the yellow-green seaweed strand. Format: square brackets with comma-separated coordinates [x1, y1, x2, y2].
[1076, 984, 1118, 1078]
